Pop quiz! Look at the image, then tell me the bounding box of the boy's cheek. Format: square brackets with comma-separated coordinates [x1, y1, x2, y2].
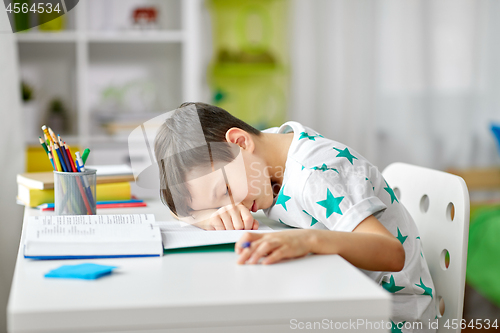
[247, 179, 260, 197]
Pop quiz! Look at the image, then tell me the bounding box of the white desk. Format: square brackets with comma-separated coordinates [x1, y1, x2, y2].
[8, 201, 391, 333]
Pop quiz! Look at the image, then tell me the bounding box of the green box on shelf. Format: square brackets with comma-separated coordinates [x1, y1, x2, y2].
[207, 0, 289, 66]
[209, 63, 288, 130]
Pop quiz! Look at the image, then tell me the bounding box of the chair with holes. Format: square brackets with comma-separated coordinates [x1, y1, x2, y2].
[382, 162, 470, 333]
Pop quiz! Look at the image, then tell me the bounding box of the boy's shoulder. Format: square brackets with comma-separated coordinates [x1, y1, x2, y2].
[266, 121, 369, 171]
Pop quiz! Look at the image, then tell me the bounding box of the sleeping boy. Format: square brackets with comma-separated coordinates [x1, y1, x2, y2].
[154, 102, 437, 332]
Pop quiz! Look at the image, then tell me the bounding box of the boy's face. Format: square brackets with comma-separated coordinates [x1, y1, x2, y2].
[185, 147, 275, 214]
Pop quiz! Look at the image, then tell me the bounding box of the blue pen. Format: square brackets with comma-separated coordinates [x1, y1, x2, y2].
[241, 241, 251, 249]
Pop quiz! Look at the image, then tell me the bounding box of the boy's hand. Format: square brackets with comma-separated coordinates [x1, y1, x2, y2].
[235, 230, 314, 265]
[192, 204, 259, 231]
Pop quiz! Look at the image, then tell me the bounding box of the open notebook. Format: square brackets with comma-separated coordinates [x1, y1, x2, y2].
[24, 214, 276, 259]
[154, 221, 275, 250]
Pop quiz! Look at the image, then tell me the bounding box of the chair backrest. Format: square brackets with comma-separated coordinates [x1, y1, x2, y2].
[382, 163, 470, 333]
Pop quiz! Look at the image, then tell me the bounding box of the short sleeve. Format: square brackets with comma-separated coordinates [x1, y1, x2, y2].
[301, 165, 387, 232]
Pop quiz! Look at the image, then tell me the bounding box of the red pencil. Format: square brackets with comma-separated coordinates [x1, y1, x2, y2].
[96, 202, 147, 209]
[64, 143, 78, 172]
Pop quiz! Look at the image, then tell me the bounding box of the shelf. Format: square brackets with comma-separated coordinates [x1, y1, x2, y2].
[16, 31, 77, 43]
[87, 31, 184, 43]
[17, 0, 205, 155]
[16, 31, 184, 44]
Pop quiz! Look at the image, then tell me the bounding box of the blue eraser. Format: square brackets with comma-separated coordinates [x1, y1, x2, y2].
[45, 263, 117, 280]
[241, 241, 251, 249]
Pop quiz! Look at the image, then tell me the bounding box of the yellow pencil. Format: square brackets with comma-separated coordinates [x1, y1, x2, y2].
[43, 133, 50, 146]
[41, 125, 54, 146]
[49, 145, 62, 172]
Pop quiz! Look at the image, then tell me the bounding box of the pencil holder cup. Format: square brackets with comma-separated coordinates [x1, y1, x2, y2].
[54, 169, 97, 215]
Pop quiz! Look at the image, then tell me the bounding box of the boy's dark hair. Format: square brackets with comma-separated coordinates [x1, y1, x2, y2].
[154, 102, 261, 217]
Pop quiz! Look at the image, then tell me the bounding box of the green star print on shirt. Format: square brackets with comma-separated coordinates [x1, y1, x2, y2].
[396, 227, 408, 245]
[415, 278, 433, 298]
[276, 185, 291, 211]
[391, 321, 406, 333]
[333, 147, 358, 164]
[311, 164, 339, 173]
[382, 275, 405, 293]
[302, 210, 319, 226]
[366, 177, 375, 191]
[384, 181, 399, 204]
[316, 188, 344, 218]
[299, 132, 320, 141]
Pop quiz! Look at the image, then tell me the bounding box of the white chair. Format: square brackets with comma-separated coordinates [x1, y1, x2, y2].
[382, 163, 470, 333]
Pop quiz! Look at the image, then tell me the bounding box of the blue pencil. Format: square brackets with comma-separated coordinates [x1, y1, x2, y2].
[37, 199, 144, 209]
[54, 143, 68, 172]
[58, 135, 72, 172]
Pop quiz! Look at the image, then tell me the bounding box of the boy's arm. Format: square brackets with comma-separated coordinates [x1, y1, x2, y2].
[236, 215, 405, 272]
[310, 215, 405, 271]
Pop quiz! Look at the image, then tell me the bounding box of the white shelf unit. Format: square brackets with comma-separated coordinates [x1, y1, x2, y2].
[17, 0, 204, 164]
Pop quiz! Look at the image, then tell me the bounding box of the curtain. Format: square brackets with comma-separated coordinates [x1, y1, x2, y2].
[289, 0, 500, 171]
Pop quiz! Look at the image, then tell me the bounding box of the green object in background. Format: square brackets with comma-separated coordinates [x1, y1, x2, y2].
[13, 0, 30, 32]
[39, 11, 65, 31]
[207, 0, 289, 129]
[21, 81, 34, 102]
[210, 63, 288, 130]
[466, 207, 500, 307]
[208, 0, 289, 64]
[82, 148, 90, 164]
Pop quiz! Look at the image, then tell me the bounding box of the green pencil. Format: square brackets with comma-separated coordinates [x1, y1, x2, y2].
[38, 137, 49, 155]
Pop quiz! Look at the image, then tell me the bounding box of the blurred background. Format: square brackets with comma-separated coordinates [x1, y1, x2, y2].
[1, 0, 500, 332]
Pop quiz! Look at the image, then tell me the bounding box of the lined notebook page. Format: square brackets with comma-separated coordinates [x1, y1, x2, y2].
[24, 214, 162, 257]
[154, 221, 275, 250]
[26, 214, 157, 241]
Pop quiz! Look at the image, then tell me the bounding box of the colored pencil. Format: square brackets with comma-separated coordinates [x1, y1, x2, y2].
[48, 151, 55, 170]
[40, 202, 147, 212]
[58, 135, 71, 172]
[38, 137, 49, 155]
[48, 145, 61, 172]
[53, 142, 68, 172]
[41, 126, 54, 146]
[65, 143, 78, 172]
[38, 199, 144, 209]
[48, 127, 57, 144]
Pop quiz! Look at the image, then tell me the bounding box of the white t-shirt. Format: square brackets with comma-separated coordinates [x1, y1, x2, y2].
[263, 121, 437, 332]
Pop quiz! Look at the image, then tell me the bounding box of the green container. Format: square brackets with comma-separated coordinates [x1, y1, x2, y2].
[39, 11, 65, 31]
[207, 0, 289, 65]
[207, 0, 290, 129]
[209, 63, 288, 130]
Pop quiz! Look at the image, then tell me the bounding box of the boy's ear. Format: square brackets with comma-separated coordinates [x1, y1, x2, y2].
[225, 128, 255, 152]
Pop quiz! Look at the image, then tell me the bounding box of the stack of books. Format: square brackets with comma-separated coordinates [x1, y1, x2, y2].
[17, 165, 146, 210]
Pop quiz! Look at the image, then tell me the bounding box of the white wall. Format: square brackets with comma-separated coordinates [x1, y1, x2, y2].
[0, 8, 24, 333]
